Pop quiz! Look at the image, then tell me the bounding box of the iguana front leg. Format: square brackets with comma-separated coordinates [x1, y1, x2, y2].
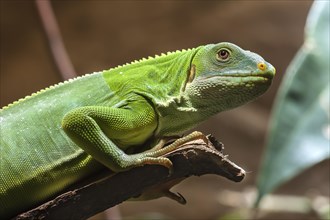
[62, 97, 204, 172]
[62, 98, 170, 172]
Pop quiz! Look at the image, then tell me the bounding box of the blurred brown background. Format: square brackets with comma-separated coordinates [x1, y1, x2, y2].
[1, 1, 328, 220]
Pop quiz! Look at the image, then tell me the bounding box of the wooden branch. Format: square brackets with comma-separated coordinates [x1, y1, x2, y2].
[14, 133, 245, 220]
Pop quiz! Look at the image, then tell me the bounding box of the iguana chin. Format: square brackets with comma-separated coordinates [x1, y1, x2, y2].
[0, 42, 275, 219]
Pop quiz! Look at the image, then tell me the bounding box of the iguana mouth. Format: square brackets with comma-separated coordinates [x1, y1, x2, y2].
[203, 72, 274, 80]
[236, 72, 274, 79]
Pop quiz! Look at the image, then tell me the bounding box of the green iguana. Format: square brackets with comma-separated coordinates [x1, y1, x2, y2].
[0, 42, 275, 219]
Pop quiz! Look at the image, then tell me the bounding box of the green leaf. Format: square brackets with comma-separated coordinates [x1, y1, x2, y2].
[256, 1, 330, 205]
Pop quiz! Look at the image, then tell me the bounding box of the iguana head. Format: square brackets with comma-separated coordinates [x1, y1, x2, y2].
[184, 42, 275, 113]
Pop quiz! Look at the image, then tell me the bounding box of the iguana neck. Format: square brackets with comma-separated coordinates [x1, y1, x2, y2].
[103, 47, 201, 105]
[154, 94, 217, 137]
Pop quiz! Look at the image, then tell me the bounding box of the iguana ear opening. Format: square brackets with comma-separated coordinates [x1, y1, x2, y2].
[181, 64, 196, 92]
[188, 64, 196, 83]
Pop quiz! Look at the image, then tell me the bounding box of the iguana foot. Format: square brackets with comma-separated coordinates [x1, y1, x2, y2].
[144, 131, 207, 157]
[133, 131, 206, 171]
[145, 134, 183, 152]
[133, 155, 173, 170]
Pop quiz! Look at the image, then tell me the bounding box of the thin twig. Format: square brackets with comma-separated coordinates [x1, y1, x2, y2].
[35, 0, 76, 80]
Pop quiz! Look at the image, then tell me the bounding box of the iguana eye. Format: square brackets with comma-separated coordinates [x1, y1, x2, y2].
[216, 48, 230, 62]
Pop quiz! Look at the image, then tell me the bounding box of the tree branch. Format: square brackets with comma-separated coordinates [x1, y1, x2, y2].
[14, 133, 245, 220]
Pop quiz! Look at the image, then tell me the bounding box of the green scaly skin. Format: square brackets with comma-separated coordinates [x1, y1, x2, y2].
[0, 42, 275, 219]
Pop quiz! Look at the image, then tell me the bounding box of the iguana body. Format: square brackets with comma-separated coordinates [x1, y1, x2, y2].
[0, 42, 275, 219]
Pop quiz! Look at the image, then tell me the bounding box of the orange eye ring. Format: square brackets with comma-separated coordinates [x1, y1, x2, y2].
[258, 63, 267, 71]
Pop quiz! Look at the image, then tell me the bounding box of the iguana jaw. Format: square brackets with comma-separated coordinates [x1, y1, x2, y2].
[182, 66, 273, 95]
[184, 69, 274, 113]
